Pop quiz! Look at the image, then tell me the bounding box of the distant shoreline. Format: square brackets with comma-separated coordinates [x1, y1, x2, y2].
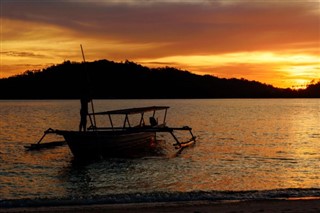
[1, 97, 320, 100]
[1, 60, 319, 99]
[1, 199, 320, 213]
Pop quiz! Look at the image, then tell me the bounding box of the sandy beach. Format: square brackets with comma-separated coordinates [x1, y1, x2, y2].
[1, 199, 320, 213]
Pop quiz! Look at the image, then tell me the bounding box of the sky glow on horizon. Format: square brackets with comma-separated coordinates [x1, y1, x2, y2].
[1, 0, 319, 88]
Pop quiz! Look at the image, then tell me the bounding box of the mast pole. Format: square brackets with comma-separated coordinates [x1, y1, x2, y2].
[80, 44, 96, 128]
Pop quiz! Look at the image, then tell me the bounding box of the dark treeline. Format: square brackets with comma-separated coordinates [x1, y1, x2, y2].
[0, 59, 319, 99]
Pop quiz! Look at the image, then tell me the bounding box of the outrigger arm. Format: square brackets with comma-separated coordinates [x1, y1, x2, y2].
[169, 126, 196, 149]
[24, 128, 66, 150]
[122, 125, 196, 149]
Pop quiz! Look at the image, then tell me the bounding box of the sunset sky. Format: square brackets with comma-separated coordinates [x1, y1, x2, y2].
[1, 0, 319, 88]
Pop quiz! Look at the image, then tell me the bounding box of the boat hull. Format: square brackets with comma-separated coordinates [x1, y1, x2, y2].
[55, 130, 157, 159]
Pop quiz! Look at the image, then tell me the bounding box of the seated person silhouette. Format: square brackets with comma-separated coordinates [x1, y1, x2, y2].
[149, 117, 158, 126]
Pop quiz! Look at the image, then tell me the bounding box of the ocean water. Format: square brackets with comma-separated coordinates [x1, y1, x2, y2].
[1, 99, 320, 207]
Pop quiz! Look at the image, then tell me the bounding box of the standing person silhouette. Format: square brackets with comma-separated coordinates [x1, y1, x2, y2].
[79, 96, 90, 132]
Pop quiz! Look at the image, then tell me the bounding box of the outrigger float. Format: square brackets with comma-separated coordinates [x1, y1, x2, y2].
[25, 106, 196, 159]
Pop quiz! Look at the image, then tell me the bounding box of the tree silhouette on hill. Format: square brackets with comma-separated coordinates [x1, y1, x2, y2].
[0, 59, 319, 99]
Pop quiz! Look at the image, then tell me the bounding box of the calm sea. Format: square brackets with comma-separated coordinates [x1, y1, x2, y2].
[1, 99, 320, 207]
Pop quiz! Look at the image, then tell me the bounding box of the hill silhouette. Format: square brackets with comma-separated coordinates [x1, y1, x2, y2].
[0, 59, 319, 99]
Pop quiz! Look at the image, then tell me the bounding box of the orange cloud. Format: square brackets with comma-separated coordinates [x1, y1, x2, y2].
[139, 51, 320, 88]
[1, 1, 319, 88]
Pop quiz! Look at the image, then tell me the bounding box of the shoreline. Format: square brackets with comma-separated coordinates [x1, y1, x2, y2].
[2, 199, 320, 213]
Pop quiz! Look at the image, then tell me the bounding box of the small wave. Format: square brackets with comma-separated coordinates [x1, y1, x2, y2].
[1, 188, 320, 208]
[218, 137, 235, 141]
[310, 134, 320, 138]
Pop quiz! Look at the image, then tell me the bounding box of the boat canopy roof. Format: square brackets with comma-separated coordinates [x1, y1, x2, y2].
[91, 106, 169, 115]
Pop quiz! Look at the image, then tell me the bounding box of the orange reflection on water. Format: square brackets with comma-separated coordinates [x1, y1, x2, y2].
[1, 99, 320, 199]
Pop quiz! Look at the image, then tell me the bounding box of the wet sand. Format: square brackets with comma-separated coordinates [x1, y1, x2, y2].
[1, 199, 320, 213]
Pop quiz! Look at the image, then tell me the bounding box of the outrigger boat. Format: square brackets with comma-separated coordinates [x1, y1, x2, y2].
[25, 46, 196, 158]
[26, 105, 196, 159]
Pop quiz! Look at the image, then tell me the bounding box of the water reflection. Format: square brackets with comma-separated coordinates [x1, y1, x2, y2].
[1, 99, 319, 200]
